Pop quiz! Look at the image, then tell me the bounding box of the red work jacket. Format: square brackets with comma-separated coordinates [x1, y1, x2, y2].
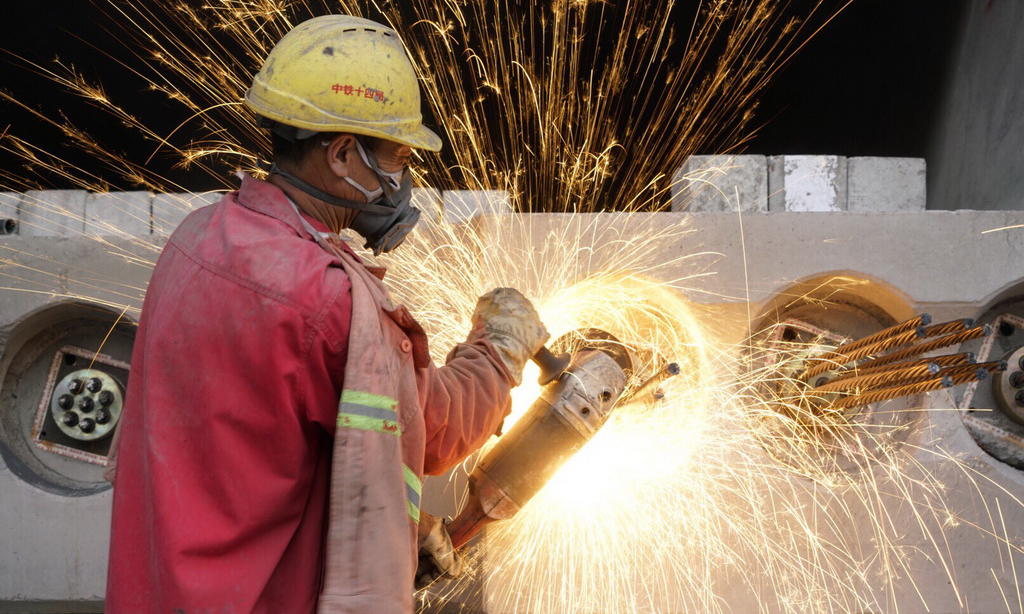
[105, 176, 512, 613]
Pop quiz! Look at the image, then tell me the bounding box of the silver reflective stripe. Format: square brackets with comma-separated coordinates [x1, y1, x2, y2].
[339, 402, 398, 422]
[337, 390, 400, 436]
[405, 482, 421, 509]
[403, 465, 422, 523]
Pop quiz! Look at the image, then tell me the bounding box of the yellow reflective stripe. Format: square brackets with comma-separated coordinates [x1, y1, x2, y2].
[337, 390, 400, 435]
[340, 390, 398, 412]
[404, 464, 422, 523]
[336, 413, 400, 435]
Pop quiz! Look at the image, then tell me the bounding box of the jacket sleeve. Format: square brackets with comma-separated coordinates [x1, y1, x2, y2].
[417, 323, 515, 475]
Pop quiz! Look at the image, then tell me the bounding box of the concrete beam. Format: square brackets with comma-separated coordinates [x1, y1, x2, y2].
[151, 192, 221, 235]
[85, 192, 152, 236]
[19, 191, 87, 237]
[0, 193, 21, 236]
[2, 185, 1024, 612]
[0, 461, 112, 601]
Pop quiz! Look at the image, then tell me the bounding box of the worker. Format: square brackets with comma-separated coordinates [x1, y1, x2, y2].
[104, 15, 549, 614]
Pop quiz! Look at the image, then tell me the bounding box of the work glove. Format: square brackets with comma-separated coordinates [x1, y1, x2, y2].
[415, 512, 462, 590]
[472, 288, 550, 386]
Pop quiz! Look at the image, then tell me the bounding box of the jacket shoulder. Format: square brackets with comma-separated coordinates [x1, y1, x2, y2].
[167, 192, 353, 326]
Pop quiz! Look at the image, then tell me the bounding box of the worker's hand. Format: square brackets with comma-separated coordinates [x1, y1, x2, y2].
[472, 288, 549, 386]
[415, 512, 462, 590]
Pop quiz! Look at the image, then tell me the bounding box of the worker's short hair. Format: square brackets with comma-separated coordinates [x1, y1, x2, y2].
[272, 132, 383, 168]
[271, 131, 333, 168]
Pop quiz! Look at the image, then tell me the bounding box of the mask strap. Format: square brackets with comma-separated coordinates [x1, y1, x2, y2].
[343, 175, 384, 201]
[257, 159, 396, 216]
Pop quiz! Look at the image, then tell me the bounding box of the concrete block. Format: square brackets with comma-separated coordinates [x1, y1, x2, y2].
[151, 192, 222, 235]
[20, 190, 87, 236]
[0, 192, 21, 236]
[671, 155, 768, 212]
[768, 155, 847, 211]
[848, 157, 926, 212]
[442, 190, 511, 224]
[85, 191, 152, 236]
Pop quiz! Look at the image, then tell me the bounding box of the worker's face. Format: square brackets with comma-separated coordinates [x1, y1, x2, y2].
[369, 139, 413, 175]
[342, 137, 412, 203]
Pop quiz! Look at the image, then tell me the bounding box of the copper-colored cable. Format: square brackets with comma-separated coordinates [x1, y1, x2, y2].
[924, 352, 977, 368]
[830, 376, 953, 410]
[800, 315, 928, 380]
[917, 318, 975, 340]
[829, 326, 991, 372]
[801, 319, 979, 383]
[828, 363, 998, 411]
[800, 328, 921, 382]
[804, 314, 930, 369]
[818, 353, 975, 386]
[810, 362, 940, 394]
[938, 360, 1006, 381]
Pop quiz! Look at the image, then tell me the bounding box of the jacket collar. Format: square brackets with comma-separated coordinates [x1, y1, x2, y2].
[235, 173, 317, 240]
[234, 173, 373, 271]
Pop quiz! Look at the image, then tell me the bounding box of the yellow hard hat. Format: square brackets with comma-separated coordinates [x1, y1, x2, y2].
[245, 15, 442, 152]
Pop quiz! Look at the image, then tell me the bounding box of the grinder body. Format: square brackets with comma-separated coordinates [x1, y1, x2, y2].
[447, 349, 628, 548]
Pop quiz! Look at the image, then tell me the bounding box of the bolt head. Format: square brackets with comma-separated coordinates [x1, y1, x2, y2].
[57, 394, 74, 410]
[95, 408, 111, 425]
[68, 379, 83, 394]
[98, 390, 114, 406]
[1011, 371, 1024, 389]
[61, 411, 79, 427]
[78, 397, 94, 412]
[86, 377, 103, 393]
[1015, 389, 1024, 408]
[78, 417, 96, 434]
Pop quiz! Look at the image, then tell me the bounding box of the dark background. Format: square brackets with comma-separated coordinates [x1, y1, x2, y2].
[0, 1, 966, 192]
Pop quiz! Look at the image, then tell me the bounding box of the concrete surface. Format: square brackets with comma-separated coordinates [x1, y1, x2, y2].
[19, 192, 87, 237]
[848, 157, 926, 212]
[768, 155, 848, 212]
[0, 237, 148, 610]
[0, 193, 19, 221]
[442, 190, 511, 223]
[928, 1, 1024, 212]
[1, 184, 1023, 612]
[84, 192, 151, 237]
[151, 192, 221, 235]
[671, 155, 768, 213]
[0, 461, 111, 605]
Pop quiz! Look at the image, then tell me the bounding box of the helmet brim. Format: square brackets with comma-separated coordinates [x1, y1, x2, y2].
[402, 125, 443, 153]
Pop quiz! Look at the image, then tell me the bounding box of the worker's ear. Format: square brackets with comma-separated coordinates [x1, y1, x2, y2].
[324, 133, 357, 178]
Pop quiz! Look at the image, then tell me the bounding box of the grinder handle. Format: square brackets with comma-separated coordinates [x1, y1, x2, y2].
[533, 346, 571, 385]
